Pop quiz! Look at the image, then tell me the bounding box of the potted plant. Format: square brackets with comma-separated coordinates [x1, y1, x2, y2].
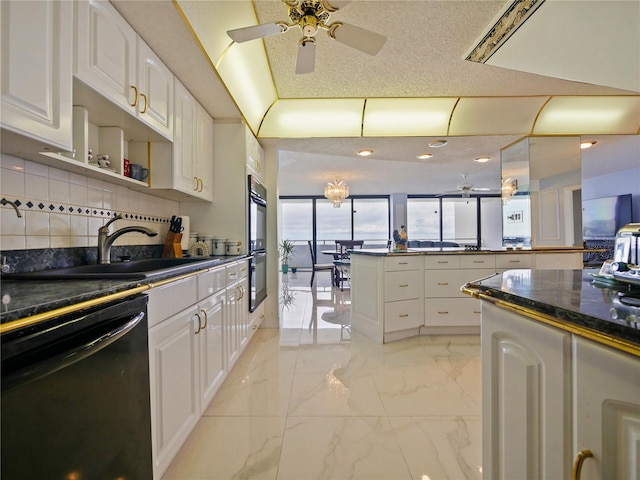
[279, 239, 295, 273]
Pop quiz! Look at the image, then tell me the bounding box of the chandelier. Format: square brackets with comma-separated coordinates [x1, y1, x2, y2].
[324, 178, 349, 208]
[501, 177, 518, 204]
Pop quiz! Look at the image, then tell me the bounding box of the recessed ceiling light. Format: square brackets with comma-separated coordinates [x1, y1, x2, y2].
[474, 156, 490, 163]
[417, 153, 433, 160]
[428, 140, 448, 148]
[357, 149, 373, 156]
[580, 141, 597, 149]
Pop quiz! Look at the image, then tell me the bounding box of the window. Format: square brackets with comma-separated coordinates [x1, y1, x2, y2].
[406, 198, 440, 240]
[353, 198, 389, 240]
[281, 199, 312, 240]
[316, 199, 351, 241]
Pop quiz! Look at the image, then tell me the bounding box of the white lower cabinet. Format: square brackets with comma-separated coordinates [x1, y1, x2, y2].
[148, 303, 200, 480]
[481, 301, 640, 479]
[573, 337, 640, 479]
[147, 261, 255, 479]
[197, 289, 226, 413]
[482, 302, 571, 479]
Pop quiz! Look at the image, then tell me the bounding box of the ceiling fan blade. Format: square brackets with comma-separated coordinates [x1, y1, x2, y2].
[227, 22, 286, 43]
[328, 22, 386, 56]
[296, 38, 316, 74]
[321, 0, 351, 12]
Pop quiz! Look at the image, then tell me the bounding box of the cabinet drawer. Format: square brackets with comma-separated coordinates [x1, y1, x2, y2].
[384, 256, 423, 271]
[496, 254, 534, 269]
[226, 262, 241, 284]
[237, 260, 249, 279]
[460, 254, 496, 270]
[424, 270, 471, 298]
[424, 298, 481, 327]
[147, 276, 197, 328]
[425, 255, 460, 270]
[197, 267, 226, 300]
[384, 299, 424, 332]
[384, 270, 423, 301]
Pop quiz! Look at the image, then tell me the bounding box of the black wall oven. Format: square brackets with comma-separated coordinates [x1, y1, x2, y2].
[1, 295, 153, 479]
[248, 175, 267, 311]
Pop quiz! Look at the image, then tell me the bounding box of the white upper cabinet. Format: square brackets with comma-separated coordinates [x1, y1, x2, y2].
[150, 78, 212, 201]
[75, 0, 173, 140]
[0, 0, 73, 151]
[245, 126, 264, 183]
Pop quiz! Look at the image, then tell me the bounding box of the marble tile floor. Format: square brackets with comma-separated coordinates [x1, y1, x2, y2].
[162, 271, 482, 480]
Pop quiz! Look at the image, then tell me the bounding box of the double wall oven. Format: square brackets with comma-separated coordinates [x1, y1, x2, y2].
[248, 175, 267, 312]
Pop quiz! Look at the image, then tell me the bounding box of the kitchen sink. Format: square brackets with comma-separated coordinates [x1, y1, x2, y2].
[4, 257, 213, 280]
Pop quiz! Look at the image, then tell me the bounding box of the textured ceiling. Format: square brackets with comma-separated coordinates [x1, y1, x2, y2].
[254, 0, 629, 99]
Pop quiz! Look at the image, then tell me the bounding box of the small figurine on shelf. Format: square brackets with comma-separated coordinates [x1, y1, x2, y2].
[393, 225, 408, 251]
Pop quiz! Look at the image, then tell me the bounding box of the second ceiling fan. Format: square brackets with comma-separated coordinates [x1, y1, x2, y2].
[227, 0, 387, 74]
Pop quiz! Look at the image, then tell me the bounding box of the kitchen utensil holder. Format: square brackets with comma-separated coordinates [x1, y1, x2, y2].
[162, 231, 183, 258]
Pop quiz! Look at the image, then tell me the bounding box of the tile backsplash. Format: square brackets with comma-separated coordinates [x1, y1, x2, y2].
[0, 154, 179, 251]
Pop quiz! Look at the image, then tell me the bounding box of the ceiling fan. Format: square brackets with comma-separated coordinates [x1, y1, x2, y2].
[226, 0, 387, 74]
[437, 174, 497, 198]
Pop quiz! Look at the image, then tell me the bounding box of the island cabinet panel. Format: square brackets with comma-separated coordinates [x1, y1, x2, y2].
[384, 299, 423, 332]
[424, 255, 460, 270]
[384, 270, 423, 301]
[424, 298, 481, 327]
[573, 337, 640, 480]
[496, 253, 533, 271]
[481, 302, 572, 480]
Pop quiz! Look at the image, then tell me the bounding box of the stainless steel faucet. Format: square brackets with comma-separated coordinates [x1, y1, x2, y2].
[98, 214, 158, 264]
[1, 198, 22, 218]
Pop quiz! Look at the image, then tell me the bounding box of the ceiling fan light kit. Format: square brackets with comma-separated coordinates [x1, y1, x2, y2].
[226, 0, 387, 74]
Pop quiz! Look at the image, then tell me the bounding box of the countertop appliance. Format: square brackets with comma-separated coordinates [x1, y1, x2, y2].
[248, 175, 267, 311]
[1, 294, 153, 479]
[611, 223, 640, 286]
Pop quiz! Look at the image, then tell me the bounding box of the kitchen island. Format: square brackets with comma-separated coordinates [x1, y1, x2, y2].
[349, 247, 587, 343]
[463, 269, 639, 479]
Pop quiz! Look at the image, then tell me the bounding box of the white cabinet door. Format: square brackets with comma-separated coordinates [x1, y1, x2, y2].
[137, 38, 173, 139]
[237, 276, 249, 350]
[384, 299, 423, 332]
[198, 290, 226, 413]
[1, 0, 73, 150]
[225, 283, 240, 370]
[482, 302, 571, 480]
[75, 0, 137, 114]
[194, 103, 213, 200]
[172, 79, 197, 194]
[573, 337, 640, 480]
[75, 0, 173, 140]
[148, 305, 200, 480]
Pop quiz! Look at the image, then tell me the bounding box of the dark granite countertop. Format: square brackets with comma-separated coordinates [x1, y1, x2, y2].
[351, 247, 595, 256]
[467, 269, 640, 351]
[0, 255, 247, 325]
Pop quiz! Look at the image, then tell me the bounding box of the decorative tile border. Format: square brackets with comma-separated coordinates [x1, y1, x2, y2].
[1, 195, 172, 225]
[466, 0, 545, 64]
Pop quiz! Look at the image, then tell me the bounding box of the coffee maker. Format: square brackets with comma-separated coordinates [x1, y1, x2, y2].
[610, 223, 640, 285]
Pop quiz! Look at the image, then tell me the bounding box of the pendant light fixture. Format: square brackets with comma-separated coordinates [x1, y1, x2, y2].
[324, 177, 349, 208]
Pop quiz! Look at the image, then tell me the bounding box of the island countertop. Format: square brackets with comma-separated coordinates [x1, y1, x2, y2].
[463, 269, 640, 356]
[350, 247, 600, 256]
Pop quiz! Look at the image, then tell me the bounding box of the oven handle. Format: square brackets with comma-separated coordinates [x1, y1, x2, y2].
[2, 311, 145, 391]
[250, 193, 267, 207]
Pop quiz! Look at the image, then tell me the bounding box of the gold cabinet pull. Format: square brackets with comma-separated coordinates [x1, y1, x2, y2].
[572, 450, 593, 480]
[129, 85, 138, 106]
[399, 314, 409, 318]
[437, 311, 449, 314]
[437, 282, 449, 285]
[198, 178, 204, 192]
[193, 177, 199, 191]
[200, 309, 208, 330]
[140, 92, 148, 114]
[193, 313, 202, 334]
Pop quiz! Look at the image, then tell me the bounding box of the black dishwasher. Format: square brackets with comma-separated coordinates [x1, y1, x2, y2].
[1, 294, 153, 479]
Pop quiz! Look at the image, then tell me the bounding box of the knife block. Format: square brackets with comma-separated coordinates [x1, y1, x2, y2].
[162, 231, 183, 258]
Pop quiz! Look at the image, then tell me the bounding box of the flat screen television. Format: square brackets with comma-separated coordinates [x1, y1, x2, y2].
[582, 194, 633, 239]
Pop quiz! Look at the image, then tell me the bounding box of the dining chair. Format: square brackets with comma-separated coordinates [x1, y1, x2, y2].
[334, 240, 364, 290]
[308, 241, 335, 287]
